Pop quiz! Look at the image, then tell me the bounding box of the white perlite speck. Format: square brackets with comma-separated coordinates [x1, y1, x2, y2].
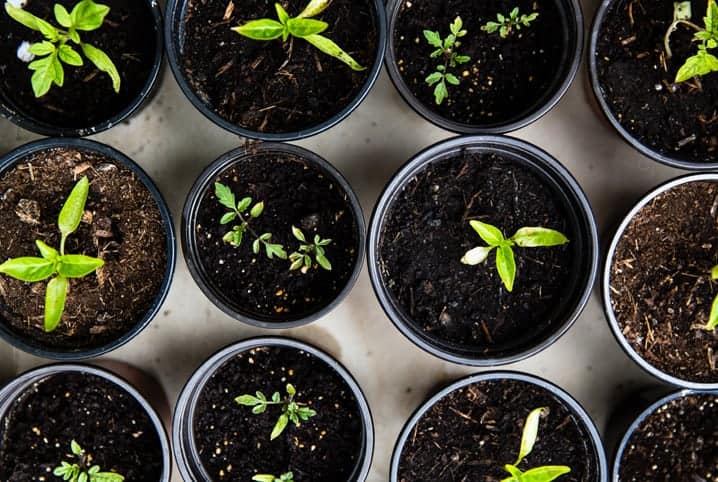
[16, 41, 35, 63]
[7, 0, 28, 8]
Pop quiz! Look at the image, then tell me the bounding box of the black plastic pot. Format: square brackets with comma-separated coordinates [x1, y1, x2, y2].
[181, 142, 365, 329]
[588, 0, 718, 171]
[0, 0, 164, 138]
[368, 135, 599, 366]
[384, 0, 584, 134]
[0, 363, 172, 480]
[173, 336, 375, 481]
[164, 0, 387, 141]
[0, 138, 177, 360]
[602, 173, 718, 390]
[390, 371, 609, 481]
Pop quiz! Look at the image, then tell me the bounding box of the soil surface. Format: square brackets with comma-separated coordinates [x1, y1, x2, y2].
[193, 345, 364, 481]
[610, 181, 718, 383]
[0, 146, 168, 350]
[618, 393, 718, 480]
[394, 0, 565, 126]
[0, 371, 164, 481]
[398, 378, 598, 481]
[0, 0, 158, 130]
[379, 150, 575, 357]
[596, 0, 718, 163]
[194, 152, 359, 323]
[181, 0, 378, 134]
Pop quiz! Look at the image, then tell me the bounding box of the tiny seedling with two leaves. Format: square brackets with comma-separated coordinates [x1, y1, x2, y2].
[233, 0, 365, 71]
[253, 472, 294, 482]
[481, 7, 539, 39]
[664, 0, 718, 82]
[236, 383, 317, 440]
[461, 220, 569, 292]
[0, 177, 104, 332]
[4, 0, 121, 97]
[289, 226, 332, 272]
[53, 440, 124, 482]
[501, 407, 571, 482]
[424, 16, 471, 105]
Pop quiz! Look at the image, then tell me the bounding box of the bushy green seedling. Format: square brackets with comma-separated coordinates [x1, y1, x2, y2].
[289, 226, 332, 272]
[482, 7, 539, 38]
[236, 384, 317, 440]
[53, 440, 124, 482]
[253, 472, 294, 482]
[423, 16, 471, 105]
[664, 0, 718, 82]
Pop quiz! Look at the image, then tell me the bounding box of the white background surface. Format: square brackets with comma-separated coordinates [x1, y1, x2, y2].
[0, 0, 688, 478]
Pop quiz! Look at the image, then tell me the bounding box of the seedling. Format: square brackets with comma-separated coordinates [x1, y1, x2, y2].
[236, 383, 317, 440]
[4, 0, 121, 97]
[0, 177, 104, 332]
[460, 220, 569, 292]
[501, 408, 571, 482]
[482, 7, 539, 39]
[424, 16, 471, 105]
[664, 0, 718, 82]
[53, 440, 124, 482]
[252, 472, 294, 482]
[215, 182, 287, 260]
[232, 0, 365, 71]
[289, 226, 332, 272]
[704, 264, 718, 331]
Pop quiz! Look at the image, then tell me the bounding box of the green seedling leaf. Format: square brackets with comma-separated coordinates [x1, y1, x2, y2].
[515, 466, 571, 482]
[0, 257, 55, 282]
[271, 413, 289, 440]
[292, 226, 306, 242]
[469, 220, 505, 246]
[298, 0, 332, 18]
[250, 201, 265, 218]
[54, 4, 72, 28]
[221, 212, 237, 224]
[253, 476, 277, 482]
[36, 240, 59, 260]
[29, 41, 56, 56]
[425, 71, 442, 85]
[424, 30, 443, 48]
[58, 44, 83, 66]
[496, 245, 516, 292]
[29, 54, 60, 97]
[706, 0, 718, 34]
[511, 227, 570, 248]
[233, 19, 286, 40]
[58, 176, 89, 241]
[676, 49, 718, 82]
[304, 34, 366, 70]
[71, 0, 110, 31]
[215, 183, 236, 210]
[5, 3, 46, 32]
[81, 42, 121, 92]
[238, 197, 253, 212]
[71, 440, 84, 456]
[45, 275, 68, 332]
[434, 81, 448, 104]
[316, 252, 331, 270]
[707, 294, 718, 330]
[461, 246, 494, 265]
[236, 394, 262, 405]
[276, 3, 290, 25]
[287, 17, 328, 37]
[482, 7, 539, 38]
[57, 254, 104, 278]
[516, 407, 545, 464]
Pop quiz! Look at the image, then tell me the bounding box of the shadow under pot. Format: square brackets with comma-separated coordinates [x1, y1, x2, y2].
[391, 371, 608, 482]
[590, 0, 718, 169]
[612, 389, 718, 480]
[0, 0, 163, 137]
[603, 174, 718, 389]
[368, 135, 598, 365]
[0, 364, 171, 481]
[173, 336, 374, 481]
[0, 138, 176, 360]
[384, 0, 583, 134]
[165, 0, 387, 141]
[182, 143, 365, 328]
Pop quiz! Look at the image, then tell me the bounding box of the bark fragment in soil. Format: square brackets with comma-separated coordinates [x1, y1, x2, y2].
[193, 345, 364, 481]
[610, 181, 718, 383]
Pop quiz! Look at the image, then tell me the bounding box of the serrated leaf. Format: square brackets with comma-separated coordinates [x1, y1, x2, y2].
[271, 413, 289, 440]
[469, 220, 505, 246]
[81, 42, 121, 93]
[266, 243, 287, 259]
[0, 257, 55, 282]
[215, 183, 236, 210]
[29, 55, 57, 97]
[250, 202, 264, 218]
[233, 19, 286, 40]
[287, 17, 328, 37]
[59, 177, 89, 239]
[511, 227, 569, 248]
[455, 55, 471, 64]
[461, 246, 493, 265]
[425, 71, 443, 86]
[423, 29, 443, 48]
[434, 81, 448, 104]
[496, 246, 516, 292]
[304, 34, 365, 71]
[58, 44, 83, 66]
[57, 254, 104, 278]
[70, 0, 110, 31]
[676, 50, 718, 82]
[517, 407, 546, 464]
[45, 276, 68, 332]
[298, 0, 332, 18]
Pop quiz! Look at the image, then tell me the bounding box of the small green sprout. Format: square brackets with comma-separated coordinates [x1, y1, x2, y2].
[482, 7, 539, 39]
[0, 177, 104, 332]
[4, 0, 121, 97]
[232, 0, 365, 71]
[53, 440, 124, 482]
[289, 226, 332, 272]
[665, 0, 718, 82]
[460, 220, 569, 292]
[236, 383, 317, 440]
[252, 472, 294, 482]
[424, 16, 471, 105]
[215, 182, 287, 260]
[704, 264, 718, 331]
[501, 408, 571, 482]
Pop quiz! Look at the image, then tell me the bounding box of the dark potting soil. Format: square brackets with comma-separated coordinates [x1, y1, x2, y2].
[618, 393, 718, 480]
[194, 152, 359, 322]
[398, 378, 598, 481]
[378, 150, 574, 356]
[610, 181, 718, 383]
[0, 372, 164, 481]
[393, 0, 565, 126]
[193, 345, 364, 481]
[181, 0, 378, 134]
[0, 0, 158, 130]
[0, 147, 168, 349]
[596, 0, 718, 163]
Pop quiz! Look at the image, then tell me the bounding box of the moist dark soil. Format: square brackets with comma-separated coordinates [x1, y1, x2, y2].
[0, 371, 164, 481]
[0, 0, 158, 130]
[193, 345, 364, 481]
[0, 146, 168, 350]
[181, 0, 378, 134]
[610, 181, 718, 383]
[618, 393, 718, 480]
[378, 150, 575, 356]
[194, 152, 359, 323]
[596, 0, 718, 163]
[398, 378, 599, 481]
[394, 0, 565, 125]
